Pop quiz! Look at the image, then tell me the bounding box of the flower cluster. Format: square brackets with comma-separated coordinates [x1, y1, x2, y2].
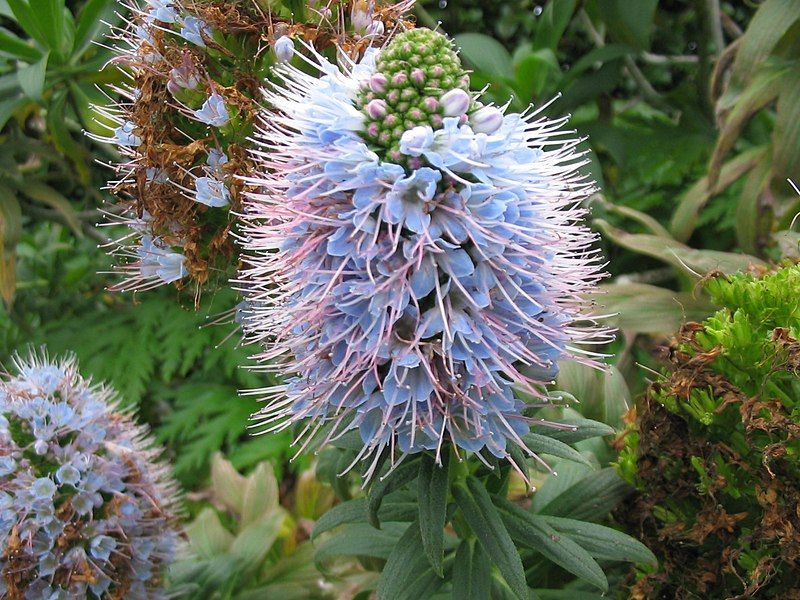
[94, 0, 413, 299]
[0, 352, 180, 598]
[238, 28, 611, 476]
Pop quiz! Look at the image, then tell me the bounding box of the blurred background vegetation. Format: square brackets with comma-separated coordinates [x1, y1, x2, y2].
[0, 0, 798, 597]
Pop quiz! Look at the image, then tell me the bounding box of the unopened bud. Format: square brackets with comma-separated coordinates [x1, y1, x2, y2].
[470, 106, 504, 134]
[369, 73, 388, 93]
[274, 35, 294, 62]
[365, 99, 388, 119]
[440, 88, 470, 117]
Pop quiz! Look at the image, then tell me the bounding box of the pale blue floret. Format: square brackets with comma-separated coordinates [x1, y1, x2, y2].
[193, 92, 230, 127]
[146, 0, 178, 23]
[137, 236, 187, 283]
[194, 176, 231, 207]
[179, 16, 211, 47]
[113, 121, 142, 147]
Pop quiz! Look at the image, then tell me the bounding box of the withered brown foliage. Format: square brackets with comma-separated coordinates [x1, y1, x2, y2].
[617, 323, 800, 599]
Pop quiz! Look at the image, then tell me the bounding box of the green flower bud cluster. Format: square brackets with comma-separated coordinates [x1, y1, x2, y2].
[357, 28, 470, 160]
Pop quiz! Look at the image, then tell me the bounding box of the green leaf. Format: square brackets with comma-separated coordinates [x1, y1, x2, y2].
[209, 453, 247, 514]
[454, 33, 514, 80]
[46, 89, 89, 183]
[367, 458, 420, 528]
[16, 51, 48, 101]
[0, 188, 21, 307]
[22, 181, 83, 237]
[36, 0, 66, 57]
[312, 498, 418, 540]
[532, 591, 606, 600]
[314, 522, 410, 567]
[709, 65, 783, 186]
[532, 0, 578, 50]
[513, 49, 560, 100]
[377, 520, 444, 600]
[452, 540, 492, 600]
[452, 477, 528, 599]
[230, 512, 285, 570]
[774, 66, 800, 179]
[5, 0, 48, 47]
[671, 146, 766, 242]
[736, 154, 772, 254]
[730, 0, 800, 85]
[184, 508, 235, 558]
[596, 0, 658, 50]
[528, 419, 614, 445]
[537, 468, 631, 522]
[418, 452, 449, 576]
[521, 433, 591, 466]
[539, 516, 657, 565]
[0, 26, 42, 61]
[494, 497, 608, 591]
[596, 219, 766, 275]
[0, 94, 26, 130]
[590, 282, 715, 335]
[73, 0, 112, 59]
[240, 461, 279, 527]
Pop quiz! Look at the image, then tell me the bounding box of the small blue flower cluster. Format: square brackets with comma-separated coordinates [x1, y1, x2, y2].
[240, 29, 610, 473]
[0, 353, 179, 598]
[92, 0, 238, 291]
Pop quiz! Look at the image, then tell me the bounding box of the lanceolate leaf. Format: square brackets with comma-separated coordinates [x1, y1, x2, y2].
[521, 433, 592, 466]
[377, 520, 444, 600]
[596, 219, 766, 275]
[16, 51, 48, 101]
[418, 452, 450, 576]
[314, 522, 410, 568]
[528, 419, 614, 445]
[452, 477, 528, 600]
[454, 33, 514, 80]
[539, 515, 657, 565]
[452, 540, 492, 600]
[730, 0, 800, 85]
[494, 497, 608, 591]
[774, 66, 800, 179]
[537, 468, 631, 522]
[73, 0, 113, 59]
[367, 458, 420, 528]
[670, 146, 766, 242]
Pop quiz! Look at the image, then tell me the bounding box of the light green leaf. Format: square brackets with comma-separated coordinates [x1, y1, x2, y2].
[539, 515, 657, 565]
[671, 146, 766, 241]
[241, 461, 279, 527]
[452, 477, 528, 600]
[37, 0, 66, 57]
[209, 453, 247, 514]
[521, 433, 592, 467]
[774, 66, 800, 179]
[184, 508, 235, 558]
[495, 497, 608, 591]
[532, 0, 578, 50]
[314, 522, 410, 567]
[596, 219, 766, 275]
[528, 419, 614, 445]
[0, 26, 41, 61]
[73, 0, 113, 59]
[537, 468, 631, 522]
[5, 0, 48, 47]
[730, 0, 800, 85]
[16, 51, 48, 101]
[230, 512, 285, 569]
[590, 282, 715, 335]
[418, 453, 449, 576]
[23, 181, 84, 237]
[455, 33, 514, 80]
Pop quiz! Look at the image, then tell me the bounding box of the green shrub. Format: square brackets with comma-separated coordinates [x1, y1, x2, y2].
[617, 264, 800, 598]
